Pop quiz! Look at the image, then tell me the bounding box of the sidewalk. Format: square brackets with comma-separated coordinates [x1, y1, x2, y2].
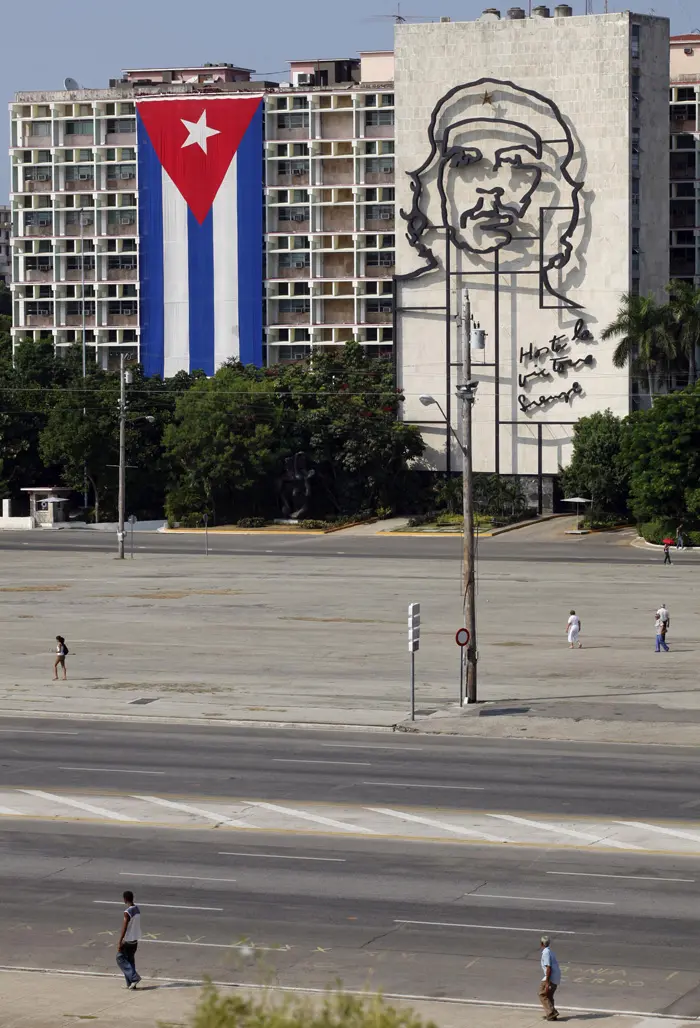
[0, 969, 689, 1028]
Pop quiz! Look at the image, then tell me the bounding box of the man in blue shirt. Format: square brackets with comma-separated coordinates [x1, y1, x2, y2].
[539, 935, 561, 1020]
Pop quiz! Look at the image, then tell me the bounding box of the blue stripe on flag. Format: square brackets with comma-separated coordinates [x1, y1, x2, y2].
[187, 208, 215, 376]
[236, 105, 263, 367]
[137, 117, 164, 378]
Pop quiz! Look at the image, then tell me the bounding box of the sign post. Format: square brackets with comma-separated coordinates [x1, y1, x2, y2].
[128, 514, 137, 559]
[455, 627, 470, 706]
[408, 603, 420, 721]
[203, 513, 209, 556]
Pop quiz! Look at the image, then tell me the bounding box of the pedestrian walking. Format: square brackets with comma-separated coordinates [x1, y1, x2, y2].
[116, 890, 142, 990]
[566, 609, 582, 649]
[676, 525, 684, 550]
[539, 935, 561, 1021]
[663, 542, 672, 565]
[655, 603, 670, 653]
[53, 636, 68, 681]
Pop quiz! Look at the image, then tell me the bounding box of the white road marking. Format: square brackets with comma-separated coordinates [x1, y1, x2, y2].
[219, 851, 345, 862]
[472, 894, 615, 906]
[94, 901, 224, 911]
[546, 871, 695, 883]
[0, 729, 79, 736]
[272, 759, 372, 767]
[119, 872, 237, 883]
[59, 767, 165, 775]
[615, 821, 700, 844]
[368, 807, 506, 842]
[488, 813, 639, 850]
[321, 743, 425, 751]
[394, 919, 579, 935]
[247, 800, 375, 834]
[141, 939, 279, 950]
[363, 781, 485, 791]
[21, 790, 137, 823]
[132, 795, 248, 828]
[0, 804, 26, 816]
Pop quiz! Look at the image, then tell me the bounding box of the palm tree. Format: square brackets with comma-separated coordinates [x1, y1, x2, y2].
[601, 292, 676, 403]
[666, 280, 700, 386]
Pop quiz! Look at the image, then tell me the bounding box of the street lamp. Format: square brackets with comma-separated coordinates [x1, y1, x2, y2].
[117, 353, 155, 560]
[419, 289, 480, 704]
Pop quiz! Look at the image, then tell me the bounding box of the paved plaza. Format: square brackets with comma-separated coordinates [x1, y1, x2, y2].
[0, 528, 697, 731]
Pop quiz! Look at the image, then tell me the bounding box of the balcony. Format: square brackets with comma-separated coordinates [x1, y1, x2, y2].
[107, 222, 137, 236]
[63, 314, 96, 327]
[106, 267, 137, 281]
[26, 314, 54, 328]
[24, 179, 52, 193]
[105, 132, 136, 145]
[322, 160, 353, 185]
[24, 224, 53, 237]
[64, 268, 96, 281]
[366, 216, 395, 231]
[276, 310, 310, 325]
[103, 313, 138, 327]
[365, 171, 394, 185]
[25, 269, 54, 282]
[276, 173, 310, 187]
[670, 212, 696, 230]
[366, 309, 392, 323]
[275, 265, 310, 279]
[365, 123, 394, 139]
[322, 300, 354, 323]
[365, 264, 393, 279]
[323, 208, 354, 232]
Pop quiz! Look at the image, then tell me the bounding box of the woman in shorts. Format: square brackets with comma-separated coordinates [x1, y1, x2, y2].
[53, 635, 68, 680]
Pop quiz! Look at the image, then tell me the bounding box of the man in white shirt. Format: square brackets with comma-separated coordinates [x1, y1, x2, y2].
[539, 935, 561, 1020]
[116, 890, 142, 989]
[655, 604, 670, 653]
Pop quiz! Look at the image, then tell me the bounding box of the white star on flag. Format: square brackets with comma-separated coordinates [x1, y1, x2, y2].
[181, 110, 220, 154]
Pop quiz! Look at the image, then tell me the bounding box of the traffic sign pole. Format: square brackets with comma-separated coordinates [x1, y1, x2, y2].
[408, 603, 420, 721]
[455, 628, 470, 707]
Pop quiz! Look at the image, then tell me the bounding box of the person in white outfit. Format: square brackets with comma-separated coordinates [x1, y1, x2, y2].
[566, 610, 582, 649]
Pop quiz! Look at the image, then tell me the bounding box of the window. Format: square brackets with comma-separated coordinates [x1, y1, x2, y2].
[29, 122, 51, 136]
[106, 118, 135, 134]
[675, 134, 695, 150]
[37, 150, 51, 163]
[67, 256, 95, 271]
[276, 144, 289, 156]
[279, 299, 310, 313]
[65, 121, 93, 136]
[78, 149, 93, 162]
[292, 143, 309, 156]
[25, 168, 52, 182]
[676, 87, 696, 102]
[366, 251, 395, 268]
[292, 96, 308, 109]
[292, 236, 309, 250]
[366, 157, 394, 174]
[65, 166, 94, 181]
[66, 301, 95, 316]
[365, 95, 377, 107]
[25, 212, 52, 227]
[380, 187, 395, 201]
[65, 211, 93, 226]
[277, 113, 309, 130]
[278, 161, 308, 177]
[366, 110, 394, 126]
[366, 205, 393, 221]
[107, 255, 137, 270]
[278, 207, 309, 222]
[366, 299, 393, 314]
[631, 23, 640, 59]
[25, 301, 53, 316]
[276, 98, 287, 111]
[122, 284, 137, 297]
[381, 93, 394, 107]
[108, 164, 136, 181]
[120, 147, 136, 160]
[278, 252, 310, 269]
[108, 210, 136, 226]
[107, 300, 138, 316]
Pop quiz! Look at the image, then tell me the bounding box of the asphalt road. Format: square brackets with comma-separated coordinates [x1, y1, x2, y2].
[0, 718, 698, 820]
[3, 718, 700, 1015]
[0, 527, 694, 564]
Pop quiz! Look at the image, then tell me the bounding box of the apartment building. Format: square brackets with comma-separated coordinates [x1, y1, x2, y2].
[265, 52, 395, 364]
[8, 54, 396, 368]
[0, 205, 10, 287]
[670, 33, 700, 286]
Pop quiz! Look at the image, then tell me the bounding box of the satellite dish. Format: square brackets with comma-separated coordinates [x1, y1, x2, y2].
[64, 77, 80, 91]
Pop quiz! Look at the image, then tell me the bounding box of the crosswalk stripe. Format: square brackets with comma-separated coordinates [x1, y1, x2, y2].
[0, 804, 26, 816]
[21, 790, 138, 823]
[615, 820, 700, 844]
[247, 800, 375, 834]
[367, 807, 507, 842]
[488, 813, 641, 850]
[132, 795, 249, 828]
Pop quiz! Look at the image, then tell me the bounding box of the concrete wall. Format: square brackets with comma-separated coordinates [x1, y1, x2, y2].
[394, 12, 669, 476]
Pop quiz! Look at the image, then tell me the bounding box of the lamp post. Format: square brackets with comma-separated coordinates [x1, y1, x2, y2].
[79, 208, 88, 509]
[117, 353, 154, 560]
[419, 290, 480, 704]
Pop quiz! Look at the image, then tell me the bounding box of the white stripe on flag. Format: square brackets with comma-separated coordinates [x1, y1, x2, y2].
[162, 168, 190, 376]
[213, 156, 239, 370]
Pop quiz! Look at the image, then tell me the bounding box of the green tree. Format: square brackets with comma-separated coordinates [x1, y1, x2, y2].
[622, 383, 700, 525]
[666, 280, 700, 386]
[601, 292, 675, 403]
[276, 341, 424, 515]
[164, 362, 284, 524]
[560, 409, 629, 520]
[0, 282, 11, 318]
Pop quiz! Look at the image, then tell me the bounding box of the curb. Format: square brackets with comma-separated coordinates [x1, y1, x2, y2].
[0, 709, 398, 733]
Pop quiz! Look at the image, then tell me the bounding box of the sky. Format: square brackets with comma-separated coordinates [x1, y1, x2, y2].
[2, 0, 696, 201]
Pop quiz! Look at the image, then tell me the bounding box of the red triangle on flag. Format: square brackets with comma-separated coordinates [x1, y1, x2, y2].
[137, 96, 262, 223]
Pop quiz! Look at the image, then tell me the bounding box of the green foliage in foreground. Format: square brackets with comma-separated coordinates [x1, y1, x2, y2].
[189, 984, 438, 1028]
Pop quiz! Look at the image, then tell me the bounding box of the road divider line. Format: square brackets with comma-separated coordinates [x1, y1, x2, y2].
[59, 767, 165, 775]
[363, 781, 485, 792]
[614, 821, 700, 844]
[247, 800, 375, 834]
[132, 795, 249, 828]
[140, 939, 281, 951]
[94, 900, 223, 912]
[219, 851, 345, 862]
[21, 790, 138, 823]
[119, 872, 237, 883]
[272, 759, 372, 767]
[472, 893, 614, 906]
[394, 919, 579, 935]
[487, 813, 640, 850]
[367, 807, 506, 842]
[0, 729, 79, 736]
[321, 743, 425, 751]
[546, 871, 695, 883]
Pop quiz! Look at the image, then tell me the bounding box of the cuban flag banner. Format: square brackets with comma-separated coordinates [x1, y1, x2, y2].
[136, 95, 263, 377]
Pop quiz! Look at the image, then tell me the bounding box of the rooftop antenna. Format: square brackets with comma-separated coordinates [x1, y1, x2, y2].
[367, 3, 433, 23]
[585, 0, 594, 13]
[64, 76, 80, 90]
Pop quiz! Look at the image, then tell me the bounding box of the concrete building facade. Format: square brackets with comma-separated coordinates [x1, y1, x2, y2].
[0, 205, 10, 287]
[394, 8, 670, 490]
[670, 33, 700, 288]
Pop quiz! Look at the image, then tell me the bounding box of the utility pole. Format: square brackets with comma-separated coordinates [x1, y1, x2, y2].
[80, 209, 88, 510]
[117, 353, 126, 560]
[458, 291, 478, 704]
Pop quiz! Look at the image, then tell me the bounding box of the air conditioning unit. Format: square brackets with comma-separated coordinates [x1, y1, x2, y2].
[291, 259, 306, 268]
[37, 306, 50, 315]
[78, 170, 91, 180]
[120, 215, 134, 225]
[292, 168, 304, 176]
[292, 212, 306, 222]
[37, 171, 49, 181]
[120, 170, 134, 179]
[379, 211, 391, 220]
[37, 216, 51, 226]
[380, 164, 393, 173]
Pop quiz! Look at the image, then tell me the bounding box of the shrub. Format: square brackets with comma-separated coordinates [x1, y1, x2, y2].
[435, 512, 462, 527]
[237, 516, 266, 529]
[298, 519, 330, 530]
[406, 511, 437, 528]
[376, 505, 394, 520]
[191, 983, 439, 1028]
[638, 518, 676, 544]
